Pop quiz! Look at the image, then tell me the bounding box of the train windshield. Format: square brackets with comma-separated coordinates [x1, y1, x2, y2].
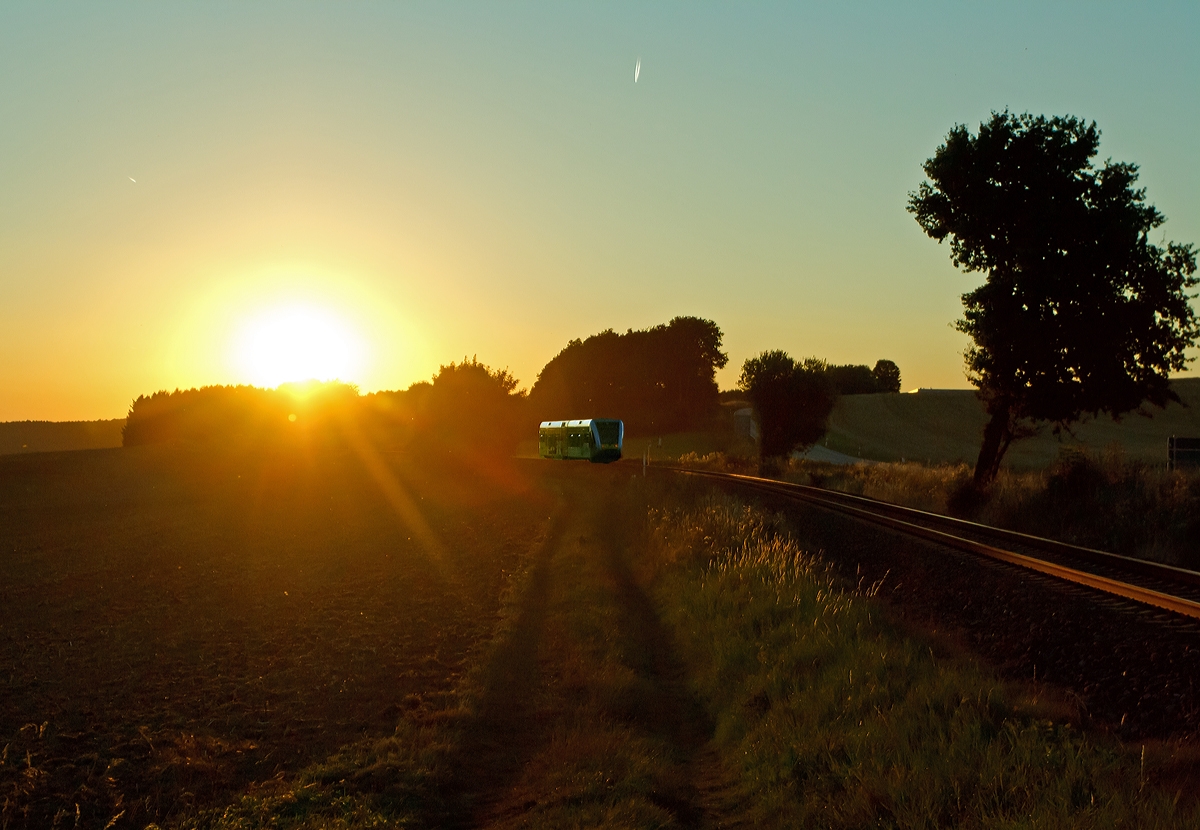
[594, 420, 621, 445]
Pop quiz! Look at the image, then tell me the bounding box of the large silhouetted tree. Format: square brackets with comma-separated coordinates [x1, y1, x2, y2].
[529, 317, 727, 432]
[738, 351, 836, 459]
[909, 112, 1198, 485]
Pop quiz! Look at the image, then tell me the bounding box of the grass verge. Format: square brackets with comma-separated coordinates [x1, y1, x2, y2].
[641, 484, 1199, 828]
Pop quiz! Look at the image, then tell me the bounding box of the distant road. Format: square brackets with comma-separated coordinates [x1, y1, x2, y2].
[0, 419, 124, 455]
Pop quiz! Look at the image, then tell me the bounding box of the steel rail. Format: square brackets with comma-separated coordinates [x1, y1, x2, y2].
[670, 467, 1200, 622]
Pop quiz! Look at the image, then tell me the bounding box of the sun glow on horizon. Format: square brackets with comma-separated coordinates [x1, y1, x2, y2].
[232, 304, 368, 389]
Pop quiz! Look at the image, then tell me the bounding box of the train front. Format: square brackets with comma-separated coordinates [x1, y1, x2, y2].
[589, 419, 623, 463]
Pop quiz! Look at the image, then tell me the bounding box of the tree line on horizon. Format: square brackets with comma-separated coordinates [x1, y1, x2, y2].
[121, 316, 902, 458]
[528, 317, 728, 434]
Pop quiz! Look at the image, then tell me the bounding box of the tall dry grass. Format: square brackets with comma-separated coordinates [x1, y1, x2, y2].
[678, 448, 1200, 566]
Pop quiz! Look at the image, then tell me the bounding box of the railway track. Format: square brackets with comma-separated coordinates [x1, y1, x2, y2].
[670, 467, 1200, 623]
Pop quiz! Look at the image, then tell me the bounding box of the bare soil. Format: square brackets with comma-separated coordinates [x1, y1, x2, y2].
[0, 445, 553, 829]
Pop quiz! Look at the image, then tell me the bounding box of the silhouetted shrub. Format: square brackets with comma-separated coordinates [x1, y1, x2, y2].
[419, 357, 527, 457]
[947, 480, 989, 518]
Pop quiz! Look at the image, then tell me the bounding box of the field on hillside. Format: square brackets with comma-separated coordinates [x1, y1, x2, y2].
[823, 378, 1200, 468]
[0, 419, 125, 455]
[0, 445, 554, 829]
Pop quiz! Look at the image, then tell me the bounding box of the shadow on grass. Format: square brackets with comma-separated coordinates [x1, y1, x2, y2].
[595, 492, 731, 828]
[434, 510, 567, 827]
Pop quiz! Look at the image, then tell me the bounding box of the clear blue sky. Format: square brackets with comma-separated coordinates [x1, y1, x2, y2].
[2, 2, 1197, 419]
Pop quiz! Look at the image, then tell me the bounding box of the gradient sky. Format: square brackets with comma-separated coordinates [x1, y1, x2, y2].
[3, 2, 1198, 421]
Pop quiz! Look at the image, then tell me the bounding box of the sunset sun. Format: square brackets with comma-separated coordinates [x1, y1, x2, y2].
[233, 304, 367, 388]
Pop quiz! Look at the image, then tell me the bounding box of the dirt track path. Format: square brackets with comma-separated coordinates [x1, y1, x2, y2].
[440, 469, 746, 829]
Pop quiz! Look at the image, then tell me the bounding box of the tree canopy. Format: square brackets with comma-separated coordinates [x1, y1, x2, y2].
[909, 111, 1198, 484]
[825, 360, 902, 395]
[825, 364, 877, 395]
[122, 381, 362, 447]
[529, 317, 728, 433]
[419, 356, 527, 456]
[738, 351, 836, 459]
[871, 359, 902, 393]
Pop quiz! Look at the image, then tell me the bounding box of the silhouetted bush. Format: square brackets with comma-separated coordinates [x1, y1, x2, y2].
[946, 479, 990, 518]
[418, 357, 527, 457]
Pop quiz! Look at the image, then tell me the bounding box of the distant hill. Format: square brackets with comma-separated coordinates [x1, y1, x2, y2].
[822, 378, 1200, 469]
[0, 419, 125, 455]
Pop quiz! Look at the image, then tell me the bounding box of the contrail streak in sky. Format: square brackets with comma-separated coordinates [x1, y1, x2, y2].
[634, 57, 640, 82]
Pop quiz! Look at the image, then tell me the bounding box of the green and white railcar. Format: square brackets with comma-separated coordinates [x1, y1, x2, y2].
[538, 419, 623, 463]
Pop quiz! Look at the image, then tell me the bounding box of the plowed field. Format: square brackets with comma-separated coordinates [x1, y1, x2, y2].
[0, 445, 554, 829]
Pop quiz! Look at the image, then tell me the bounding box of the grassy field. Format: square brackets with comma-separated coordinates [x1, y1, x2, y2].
[822, 378, 1200, 468]
[671, 450, 1200, 565]
[4, 448, 1199, 827]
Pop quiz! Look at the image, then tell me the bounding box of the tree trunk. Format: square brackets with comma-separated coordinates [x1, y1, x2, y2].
[974, 400, 1014, 486]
